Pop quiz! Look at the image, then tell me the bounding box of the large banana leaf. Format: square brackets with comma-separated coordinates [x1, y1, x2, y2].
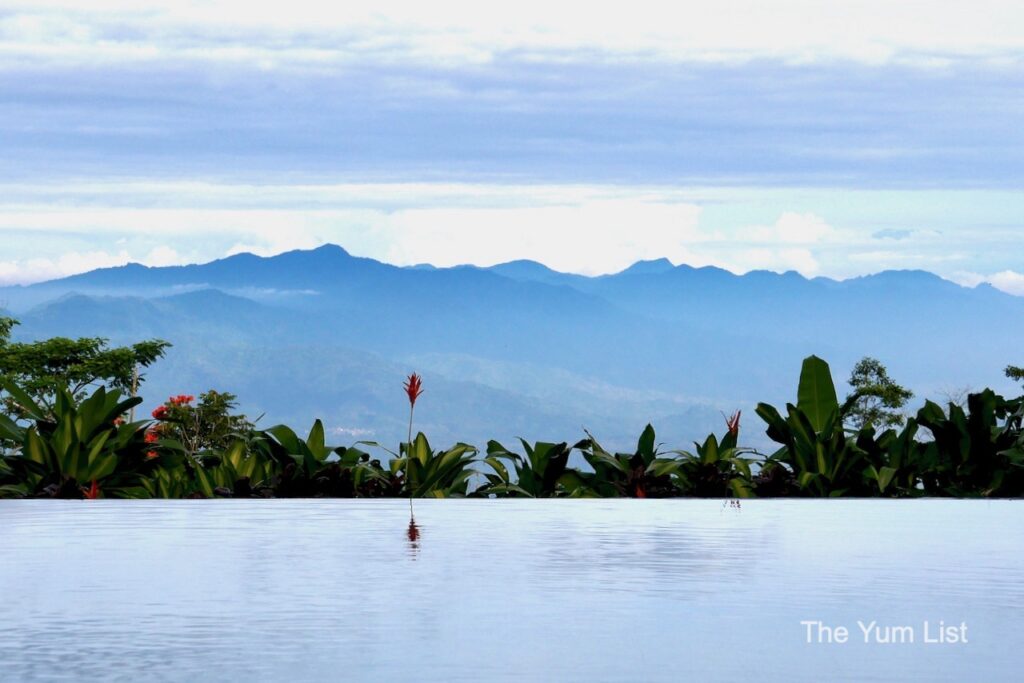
[797, 355, 839, 433]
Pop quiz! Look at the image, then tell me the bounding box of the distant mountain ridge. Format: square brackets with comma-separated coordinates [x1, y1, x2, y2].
[3, 244, 1021, 449]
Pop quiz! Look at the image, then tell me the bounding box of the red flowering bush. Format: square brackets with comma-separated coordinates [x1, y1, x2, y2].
[148, 390, 252, 458]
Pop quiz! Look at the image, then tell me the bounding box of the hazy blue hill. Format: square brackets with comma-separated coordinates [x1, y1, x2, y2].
[15, 290, 299, 346]
[13, 292, 729, 449]
[5, 244, 1023, 446]
[615, 258, 676, 276]
[486, 260, 591, 288]
[13, 271, 779, 395]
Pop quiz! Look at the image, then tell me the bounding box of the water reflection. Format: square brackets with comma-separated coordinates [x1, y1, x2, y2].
[0, 500, 1020, 682]
[407, 513, 421, 557]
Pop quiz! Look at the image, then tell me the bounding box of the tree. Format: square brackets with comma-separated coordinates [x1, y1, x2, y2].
[147, 390, 254, 458]
[0, 316, 170, 415]
[844, 357, 913, 429]
[1007, 365, 1024, 387]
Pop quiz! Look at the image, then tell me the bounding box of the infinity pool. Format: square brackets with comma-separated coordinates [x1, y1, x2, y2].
[1, 500, 1021, 682]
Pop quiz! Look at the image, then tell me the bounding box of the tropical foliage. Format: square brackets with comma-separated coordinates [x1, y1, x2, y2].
[479, 439, 582, 497]
[0, 315, 169, 416]
[2, 358, 1023, 499]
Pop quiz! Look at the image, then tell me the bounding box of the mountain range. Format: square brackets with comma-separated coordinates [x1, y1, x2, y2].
[2, 244, 1021, 450]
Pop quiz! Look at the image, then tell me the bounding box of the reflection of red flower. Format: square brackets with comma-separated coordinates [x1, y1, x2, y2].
[152, 405, 168, 420]
[403, 373, 424, 407]
[146, 451, 159, 460]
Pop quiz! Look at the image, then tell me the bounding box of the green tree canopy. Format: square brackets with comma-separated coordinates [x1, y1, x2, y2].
[844, 356, 913, 430]
[1007, 365, 1024, 386]
[0, 316, 170, 414]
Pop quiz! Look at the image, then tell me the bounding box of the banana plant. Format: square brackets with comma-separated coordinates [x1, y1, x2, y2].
[756, 356, 871, 497]
[0, 380, 157, 498]
[855, 419, 925, 497]
[478, 439, 586, 497]
[914, 391, 1024, 497]
[574, 425, 682, 497]
[389, 432, 478, 498]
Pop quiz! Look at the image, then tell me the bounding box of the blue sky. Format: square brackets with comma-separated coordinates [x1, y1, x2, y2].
[2, 1, 1023, 291]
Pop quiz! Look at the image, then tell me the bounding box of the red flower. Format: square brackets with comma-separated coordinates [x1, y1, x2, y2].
[146, 451, 159, 460]
[112, 417, 125, 427]
[83, 480, 100, 500]
[170, 394, 194, 406]
[404, 373, 424, 407]
[145, 429, 160, 444]
[152, 405, 168, 420]
[725, 410, 741, 437]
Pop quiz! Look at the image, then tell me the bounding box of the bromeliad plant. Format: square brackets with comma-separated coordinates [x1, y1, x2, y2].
[479, 439, 585, 497]
[670, 412, 755, 498]
[392, 432, 478, 498]
[391, 372, 478, 497]
[575, 425, 682, 498]
[251, 421, 395, 497]
[0, 380, 160, 498]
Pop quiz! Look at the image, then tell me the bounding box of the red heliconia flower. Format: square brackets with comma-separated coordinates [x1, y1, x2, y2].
[404, 373, 424, 407]
[83, 480, 100, 500]
[152, 405, 169, 420]
[146, 451, 159, 460]
[144, 429, 160, 444]
[725, 410, 741, 437]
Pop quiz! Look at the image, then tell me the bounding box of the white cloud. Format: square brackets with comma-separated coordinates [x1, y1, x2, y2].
[0, 198, 832, 281]
[989, 271, 1024, 295]
[682, 212, 837, 276]
[225, 233, 322, 259]
[143, 245, 182, 267]
[743, 212, 836, 244]
[374, 200, 704, 274]
[0, 250, 132, 285]
[2, 1, 1023, 69]
[954, 270, 1024, 296]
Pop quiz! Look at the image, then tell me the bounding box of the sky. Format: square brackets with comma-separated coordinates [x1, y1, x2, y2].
[1, 1, 1023, 291]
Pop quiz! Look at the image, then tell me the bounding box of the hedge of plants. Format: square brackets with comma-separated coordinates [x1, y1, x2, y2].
[1, 356, 1022, 499]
